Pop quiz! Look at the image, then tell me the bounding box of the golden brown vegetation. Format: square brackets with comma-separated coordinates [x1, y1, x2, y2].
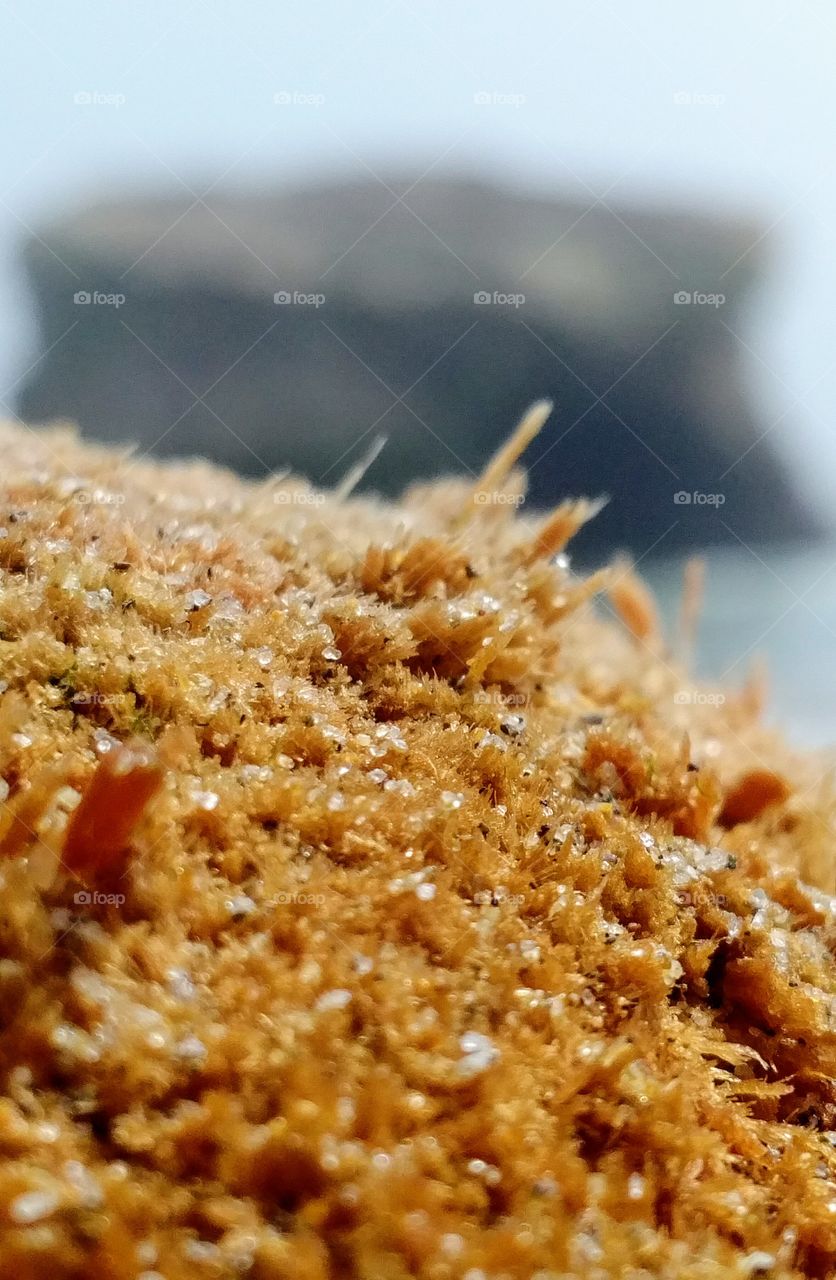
[0, 421, 833, 1279]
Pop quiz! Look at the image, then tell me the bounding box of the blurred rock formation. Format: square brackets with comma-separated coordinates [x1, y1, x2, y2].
[18, 176, 814, 558]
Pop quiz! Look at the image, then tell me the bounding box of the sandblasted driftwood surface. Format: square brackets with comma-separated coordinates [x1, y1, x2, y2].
[0, 415, 833, 1277]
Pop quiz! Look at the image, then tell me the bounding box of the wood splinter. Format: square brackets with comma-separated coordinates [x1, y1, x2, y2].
[460, 399, 553, 524]
[62, 738, 164, 878]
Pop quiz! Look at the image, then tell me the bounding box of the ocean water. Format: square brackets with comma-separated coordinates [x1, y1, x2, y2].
[642, 542, 836, 750]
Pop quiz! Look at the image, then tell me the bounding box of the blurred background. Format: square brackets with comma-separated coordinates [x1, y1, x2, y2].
[1, 1, 834, 743]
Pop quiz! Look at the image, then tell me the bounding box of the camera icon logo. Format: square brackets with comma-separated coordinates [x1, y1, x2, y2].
[473, 290, 492, 304]
[673, 490, 692, 504]
[73, 890, 92, 905]
[673, 290, 692, 305]
[273, 290, 291, 305]
[74, 290, 92, 305]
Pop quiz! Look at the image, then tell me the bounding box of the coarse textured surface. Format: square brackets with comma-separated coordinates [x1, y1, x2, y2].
[0, 421, 834, 1280]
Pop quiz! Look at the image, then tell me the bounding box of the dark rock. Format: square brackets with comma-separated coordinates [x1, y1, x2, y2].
[18, 175, 815, 559]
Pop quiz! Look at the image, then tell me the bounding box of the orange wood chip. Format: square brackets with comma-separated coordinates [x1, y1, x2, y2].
[62, 739, 163, 877]
[719, 767, 791, 827]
